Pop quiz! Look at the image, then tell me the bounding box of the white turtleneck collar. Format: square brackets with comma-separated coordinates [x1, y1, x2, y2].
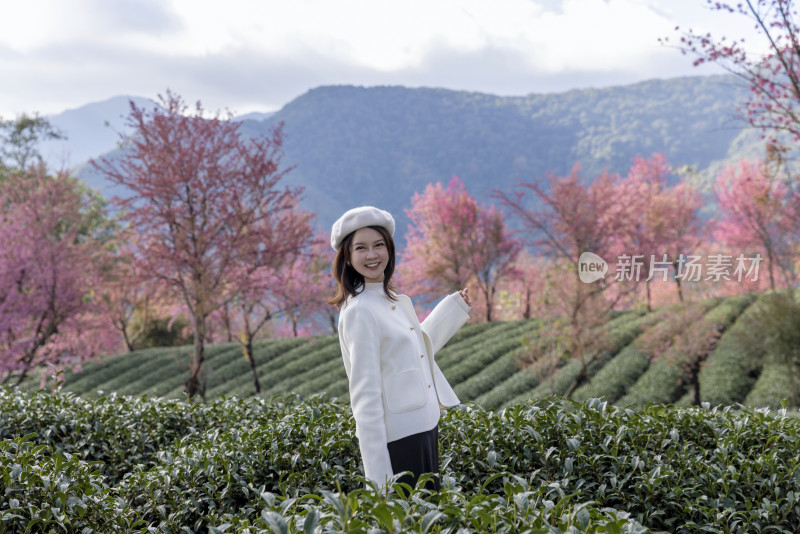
[362, 282, 384, 293]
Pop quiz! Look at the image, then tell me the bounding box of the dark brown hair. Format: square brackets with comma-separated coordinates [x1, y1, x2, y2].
[328, 225, 398, 308]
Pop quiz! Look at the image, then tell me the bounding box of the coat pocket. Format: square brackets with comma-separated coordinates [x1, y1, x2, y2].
[382, 368, 426, 414]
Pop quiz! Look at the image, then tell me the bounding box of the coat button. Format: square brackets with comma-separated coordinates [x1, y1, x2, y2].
[420, 354, 424, 358]
[409, 326, 414, 330]
[391, 305, 396, 310]
[428, 384, 431, 388]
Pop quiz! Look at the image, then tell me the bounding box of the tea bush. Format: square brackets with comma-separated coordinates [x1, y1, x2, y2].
[520, 309, 671, 407]
[570, 346, 649, 404]
[0, 388, 285, 484]
[447, 323, 535, 395]
[617, 295, 752, 408]
[65, 346, 182, 395]
[436, 321, 529, 370]
[452, 320, 542, 400]
[28, 292, 781, 410]
[204, 489, 651, 534]
[698, 293, 767, 406]
[744, 361, 796, 409]
[440, 399, 800, 533]
[479, 312, 646, 410]
[262, 344, 343, 397]
[0, 435, 144, 533]
[2, 387, 799, 533]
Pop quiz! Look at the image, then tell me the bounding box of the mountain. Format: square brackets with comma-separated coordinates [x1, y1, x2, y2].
[232, 111, 276, 122]
[41, 96, 157, 170]
[231, 74, 759, 235]
[69, 75, 762, 238]
[42, 97, 277, 169]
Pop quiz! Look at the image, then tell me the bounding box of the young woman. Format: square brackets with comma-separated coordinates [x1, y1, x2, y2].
[328, 205, 472, 494]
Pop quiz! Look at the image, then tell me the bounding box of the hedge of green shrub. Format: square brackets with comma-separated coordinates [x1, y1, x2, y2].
[743, 361, 796, 409]
[616, 359, 680, 407]
[0, 388, 283, 485]
[438, 322, 532, 385]
[617, 295, 754, 408]
[0, 435, 144, 533]
[452, 321, 542, 401]
[2, 387, 799, 533]
[261, 341, 344, 397]
[63, 345, 189, 396]
[439, 320, 500, 347]
[570, 345, 650, 404]
[477, 311, 645, 410]
[564, 305, 692, 404]
[21, 292, 783, 413]
[475, 364, 545, 411]
[435, 321, 531, 370]
[698, 293, 769, 406]
[518, 310, 666, 406]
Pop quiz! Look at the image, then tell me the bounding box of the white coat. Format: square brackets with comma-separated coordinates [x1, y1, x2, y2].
[337, 281, 471, 492]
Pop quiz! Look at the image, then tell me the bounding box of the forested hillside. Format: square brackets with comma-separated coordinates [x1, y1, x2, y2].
[76, 75, 760, 237]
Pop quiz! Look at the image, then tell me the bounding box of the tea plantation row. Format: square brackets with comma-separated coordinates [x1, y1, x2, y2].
[21, 292, 797, 410]
[1, 388, 799, 533]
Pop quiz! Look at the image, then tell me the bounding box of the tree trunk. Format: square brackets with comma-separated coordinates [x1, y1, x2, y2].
[673, 260, 684, 303]
[524, 287, 532, 320]
[12, 368, 28, 387]
[122, 326, 135, 352]
[689, 360, 701, 406]
[12, 321, 57, 387]
[787, 348, 798, 409]
[563, 357, 592, 399]
[222, 302, 234, 343]
[483, 286, 493, 322]
[243, 333, 261, 394]
[646, 280, 652, 313]
[185, 313, 207, 400]
[767, 249, 776, 291]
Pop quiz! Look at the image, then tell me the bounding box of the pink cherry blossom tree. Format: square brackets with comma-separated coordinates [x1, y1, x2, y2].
[491, 250, 548, 321]
[493, 165, 635, 396]
[401, 176, 521, 322]
[92, 91, 310, 398]
[714, 157, 798, 289]
[240, 228, 337, 391]
[666, 0, 800, 146]
[0, 165, 120, 385]
[98, 234, 177, 352]
[614, 154, 705, 310]
[268, 230, 337, 337]
[637, 302, 724, 406]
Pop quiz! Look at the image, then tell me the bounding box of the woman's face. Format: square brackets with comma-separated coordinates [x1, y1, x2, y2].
[349, 227, 390, 283]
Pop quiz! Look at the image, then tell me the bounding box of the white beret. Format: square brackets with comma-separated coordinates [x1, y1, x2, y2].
[331, 206, 395, 250]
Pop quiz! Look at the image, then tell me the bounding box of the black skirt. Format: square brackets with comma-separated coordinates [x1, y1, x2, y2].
[386, 424, 441, 494]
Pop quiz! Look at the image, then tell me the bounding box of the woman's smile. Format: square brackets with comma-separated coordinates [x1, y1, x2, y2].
[350, 227, 389, 282]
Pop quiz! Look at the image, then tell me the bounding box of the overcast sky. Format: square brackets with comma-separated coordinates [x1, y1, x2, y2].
[0, 0, 766, 118]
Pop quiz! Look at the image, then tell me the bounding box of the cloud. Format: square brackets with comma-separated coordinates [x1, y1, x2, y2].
[84, 0, 183, 35]
[0, 29, 726, 119]
[0, 0, 181, 51]
[0, 0, 743, 116]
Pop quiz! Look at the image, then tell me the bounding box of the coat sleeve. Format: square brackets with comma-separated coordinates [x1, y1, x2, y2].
[420, 292, 471, 354]
[340, 304, 393, 492]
